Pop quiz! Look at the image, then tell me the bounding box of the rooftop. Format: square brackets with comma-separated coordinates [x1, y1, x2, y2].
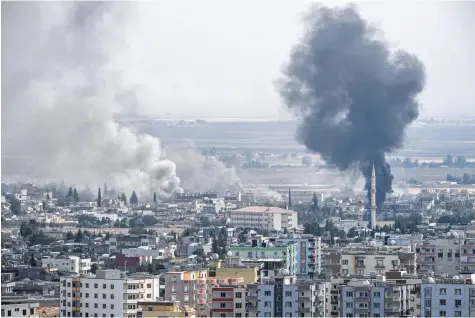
[234, 206, 297, 214]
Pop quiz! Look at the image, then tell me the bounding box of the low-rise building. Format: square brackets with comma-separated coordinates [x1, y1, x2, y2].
[42, 256, 91, 274]
[137, 301, 195, 318]
[228, 206, 298, 231]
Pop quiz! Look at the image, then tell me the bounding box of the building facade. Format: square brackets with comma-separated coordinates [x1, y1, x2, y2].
[228, 206, 298, 231]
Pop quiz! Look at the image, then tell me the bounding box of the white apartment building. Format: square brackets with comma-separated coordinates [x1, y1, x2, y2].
[324, 246, 417, 277]
[420, 277, 475, 317]
[339, 277, 411, 318]
[60, 270, 160, 318]
[1, 301, 39, 318]
[42, 256, 91, 274]
[270, 233, 322, 277]
[417, 237, 462, 275]
[228, 206, 298, 231]
[106, 234, 158, 254]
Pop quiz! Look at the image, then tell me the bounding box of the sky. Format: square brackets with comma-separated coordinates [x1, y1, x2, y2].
[111, 0, 475, 120]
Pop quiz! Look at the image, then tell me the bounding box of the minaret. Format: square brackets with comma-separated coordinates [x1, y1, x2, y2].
[288, 189, 292, 209]
[370, 162, 377, 230]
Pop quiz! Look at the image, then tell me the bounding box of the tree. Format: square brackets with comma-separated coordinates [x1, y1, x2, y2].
[91, 263, 98, 274]
[347, 227, 358, 238]
[211, 237, 220, 254]
[65, 231, 74, 241]
[73, 188, 80, 202]
[130, 191, 139, 205]
[283, 227, 288, 234]
[97, 188, 102, 207]
[142, 215, 157, 226]
[20, 221, 34, 238]
[153, 192, 157, 203]
[67, 187, 73, 199]
[75, 229, 84, 243]
[8, 197, 22, 215]
[193, 248, 205, 257]
[237, 231, 247, 243]
[120, 193, 127, 204]
[30, 254, 38, 267]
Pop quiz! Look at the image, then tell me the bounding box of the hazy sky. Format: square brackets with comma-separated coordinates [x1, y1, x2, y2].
[117, 0, 474, 119]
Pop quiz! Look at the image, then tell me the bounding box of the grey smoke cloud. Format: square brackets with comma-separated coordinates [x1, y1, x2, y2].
[1, 1, 244, 198]
[278, 4, 425, 206]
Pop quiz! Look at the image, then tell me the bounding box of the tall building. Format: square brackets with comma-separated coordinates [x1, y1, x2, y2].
[59, 270, 160, 318]
[210, 284, 247, 317]
[163, 270, 209, 317]
[227, 206, 298, 231]
[269, 234, 322, 278]
[339, 277, 412, 318]
[420, 277, 475, 317]
[227, 242, 297, 281]
[370, 163, 377, 230]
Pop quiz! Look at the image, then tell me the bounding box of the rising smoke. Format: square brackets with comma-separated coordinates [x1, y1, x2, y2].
[278, 4, 426, 207]
[1, 2, 240, 198]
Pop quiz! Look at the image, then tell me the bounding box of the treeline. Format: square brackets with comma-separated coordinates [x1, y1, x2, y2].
[390, 154, 474, 169]
[447, 173, 475, 185]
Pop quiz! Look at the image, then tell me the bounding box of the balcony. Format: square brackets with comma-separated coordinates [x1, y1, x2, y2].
[198, 289, 206, 295]
[355, 307, 369, 313]
[72, 287, 80, 292]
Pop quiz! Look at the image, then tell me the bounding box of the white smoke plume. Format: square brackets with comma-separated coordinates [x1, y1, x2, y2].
[1, 2, 183, 197]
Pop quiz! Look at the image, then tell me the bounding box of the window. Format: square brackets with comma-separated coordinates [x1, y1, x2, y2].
[373, 303, 380, 308]
[264, 301, 270, 307]
[103, 315, 106, 318]
[30, 309, 34, 315]
[7, 310, 11, 317]
[103, 284, 106, 289]
[342, 269, 348, 275]
[85, 293, 89, 298]
[440, 311, 446, 317]
[376, 260, 383, 266]
[455, 311, 462, 317]
[285, 291, 292, 297]
[94, 284, 98, 288]
[265, 291, 271, 296]
[111, 304, 114, 310]
[94, 293, 98, 299]
[425, 287, 432, 295]
[346, 302, 353, 308]
[455, 299, 462, 307]
[103, 304, 106, 309]
[220, 315, 226, 318]
[147, 294, 151, 298]
[220, 303, 226, 308]
[425, 311, 431, 318]
[236, 292, 242, 298]
[111, 294, 114, 299]
[346, 292, 353, 297]
[425, 300, 431, 307]
[85, 314, 89, 317]
[236, 314, 242, 318]
[23, 310, 27, 316]
[440, 299, 446, 306]
[455, 289, 462, 295]
[236, 303, 242, 308]
[67, 302, 71, 307]
[102, 294, 106, 299]
[342, 259, 349, 265]
[85, 283, 89, 288]
[373, 292, 380, 298]
[439, 288, 447, 295]
[94, 304, 98, 309]
[147, 283, 151, 288]
[67, 293, 71, 297]
[264, 313, 272, 317]
[285, 302, 293, 308]
[85, 304, 89, 308]
[68, 282, 71, 287]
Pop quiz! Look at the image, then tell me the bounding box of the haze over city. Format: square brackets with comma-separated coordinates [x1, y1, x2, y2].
[1, 2, 475, 318]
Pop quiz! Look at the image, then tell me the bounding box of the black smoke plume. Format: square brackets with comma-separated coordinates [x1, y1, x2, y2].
[278, 4, 425, 207]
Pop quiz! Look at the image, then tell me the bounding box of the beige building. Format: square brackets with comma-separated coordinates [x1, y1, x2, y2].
[228, 206, 298, 231]
[163, 270, 209, 317]
[324, 246, 417, 278]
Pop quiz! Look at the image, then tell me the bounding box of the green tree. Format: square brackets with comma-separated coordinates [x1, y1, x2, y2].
[74, 229, 84, 242]
[67, 187, 73, 199]
[73, 188, 80, 202]
[153, 192, 157, 203]
[65, 231, 74, 241]
[91, 263, 98, 274]
[30, 254, 38, 267]
[237, 231, 247, 243]
[97, 188, 102, 207]
[120, 193, 127, 205]
[142, 215, 157, 226]
[193, 247, 205, 257]
[8, 197, 22, 215]
[130, 191, 139, 205]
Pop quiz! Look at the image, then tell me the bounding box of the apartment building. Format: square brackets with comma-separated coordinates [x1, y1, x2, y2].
[270, 233, 322, 277]
[417, 238, 462, 274]
[42, 256, 91, 274]
[59, 270, 160, 318]
[420, 277, 475, 317]
[1, 300, 39, 318]
[324, 246, 417, 277]
[228, 206, 298, 231]
[210, 285, 246, 317]
[227, 242, 297, 281]
[163, 270, 209, 317]
[137, 301, 196, 318]
[339, 277, 412, 318]
[247, 275, 325, 317]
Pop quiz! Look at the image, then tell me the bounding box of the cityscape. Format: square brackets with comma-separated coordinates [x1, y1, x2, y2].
[2, 1, 475, 318]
